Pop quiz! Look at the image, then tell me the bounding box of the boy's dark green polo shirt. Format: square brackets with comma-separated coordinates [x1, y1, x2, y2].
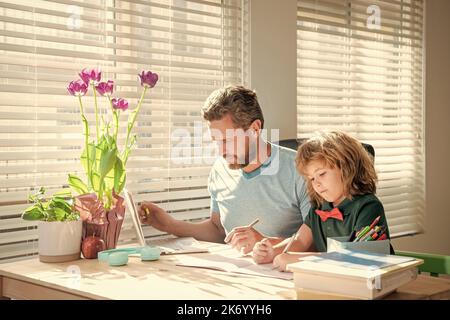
[304, 194, 390, 252]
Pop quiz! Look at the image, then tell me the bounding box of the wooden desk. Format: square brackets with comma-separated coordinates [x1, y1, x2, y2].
[0, 246, 296, 300]
[1, 247, 450, 300]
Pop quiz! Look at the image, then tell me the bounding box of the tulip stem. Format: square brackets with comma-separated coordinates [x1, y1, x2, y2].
[124, 86, 147, 165]
[108, 96, 119, 142]
[92, 83, 100, 141]
[78, 95, 92, 189]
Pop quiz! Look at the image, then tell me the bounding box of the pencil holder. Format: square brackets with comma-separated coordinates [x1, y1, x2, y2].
[327, 236, 390, 255]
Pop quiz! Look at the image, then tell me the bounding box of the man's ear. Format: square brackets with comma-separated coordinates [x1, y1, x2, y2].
[250, 119, 262, 135]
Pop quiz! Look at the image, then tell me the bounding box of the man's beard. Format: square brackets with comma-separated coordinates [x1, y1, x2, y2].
[225, 153, 249, 169]
[224, 137, 260, 170]
[226, 145, 258, 170]
[227, 162, 247, 170]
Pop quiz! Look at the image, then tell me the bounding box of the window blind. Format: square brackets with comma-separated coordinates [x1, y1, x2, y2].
[296, 0, 424, 237]
[0, 0, 246, 262]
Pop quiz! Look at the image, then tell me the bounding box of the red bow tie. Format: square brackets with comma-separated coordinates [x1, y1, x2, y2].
[315, 207, 344, 222]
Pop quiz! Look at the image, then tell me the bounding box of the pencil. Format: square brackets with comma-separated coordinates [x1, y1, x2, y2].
[282, 229, 300, 254]
[247, 218, 260, 228]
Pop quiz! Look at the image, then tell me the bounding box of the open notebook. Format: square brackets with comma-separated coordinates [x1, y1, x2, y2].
[123, 189, 209, 255]
[174, 246, 294, 280]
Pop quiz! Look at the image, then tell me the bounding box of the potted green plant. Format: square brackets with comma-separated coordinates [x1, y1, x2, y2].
[66, 68, 158, 258]
[22, 187, 82, 263]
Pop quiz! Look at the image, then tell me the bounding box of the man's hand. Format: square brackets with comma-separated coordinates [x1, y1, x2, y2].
[224, 225, 263, 254]
[252, 238, 275, 264]
[138, 201, 174, 232]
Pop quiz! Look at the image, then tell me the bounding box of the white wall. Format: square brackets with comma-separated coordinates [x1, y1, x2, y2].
[250, 0, 450, 255]
[249, 0, 297, 141]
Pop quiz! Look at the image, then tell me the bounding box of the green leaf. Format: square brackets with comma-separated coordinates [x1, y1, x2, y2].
[52, 188, 73, 198]
[21, 206, 45, 221]
[28, 187, 46, 203]
[81, 142, 96, 179]
[91, 171, 102, 193]
[95, 137, 118, 200]
[50, 197, 72, 212]
[80, 142, 95, 172]
[68, 174, 89, 195]
[53, 207, 68, 221]
[98, 147, 117, 181]
[114, 157, 126, 194]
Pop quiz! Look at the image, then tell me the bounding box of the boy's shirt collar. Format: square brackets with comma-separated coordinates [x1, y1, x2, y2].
[320, 195, 365, 216]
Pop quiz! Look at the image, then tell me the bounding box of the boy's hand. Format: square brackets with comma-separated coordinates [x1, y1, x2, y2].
[272, 253, 298, 272]
[252, 238, 275, 264]
[273, 252, 319, 272]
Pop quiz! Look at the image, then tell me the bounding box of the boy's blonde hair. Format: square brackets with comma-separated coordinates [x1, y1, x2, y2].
[296, 130, 377, 208]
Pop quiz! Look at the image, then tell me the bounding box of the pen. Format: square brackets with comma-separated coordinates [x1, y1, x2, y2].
[224, 218, 260, 243]
[247, 218, 260, 229]
[145, 208, 150, 216]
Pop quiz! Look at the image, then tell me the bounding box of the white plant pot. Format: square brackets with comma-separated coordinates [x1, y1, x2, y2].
[38, 220, 82, 263]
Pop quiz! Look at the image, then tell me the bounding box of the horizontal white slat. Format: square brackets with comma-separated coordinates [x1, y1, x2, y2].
[0, 204, 30, 217]
[133, 188, 209, 203]
[0, 110, 202, 122]
[297, 26, 422, 49]
[0, 45, 238, 73]
[0, 218, 37, 232]
[0, 162, 211, 177]
[299, 0, 423, 15]
[0, 242, 38, 261]
[297, 5, 422, 35]
[298, 34, 422, 57]
[297, 105, 421, 116]
[0, 147, 214, 161]
[0, 228, 38, 245]
[0, 65, 236, 88]
[0, 178, 209, 205]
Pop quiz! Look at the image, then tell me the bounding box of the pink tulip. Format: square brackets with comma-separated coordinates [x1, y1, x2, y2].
[95, 80, 114, 96]
[138, 70, 158, 88]
[79, 68, 102, 85]
[67, 80, 88, 96]
[111, 98, 129, 111]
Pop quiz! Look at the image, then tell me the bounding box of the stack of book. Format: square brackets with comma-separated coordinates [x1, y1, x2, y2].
[287, 249, 423, 300]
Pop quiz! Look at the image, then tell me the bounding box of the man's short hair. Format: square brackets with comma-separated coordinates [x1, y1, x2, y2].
[202, 85, 264, 129]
